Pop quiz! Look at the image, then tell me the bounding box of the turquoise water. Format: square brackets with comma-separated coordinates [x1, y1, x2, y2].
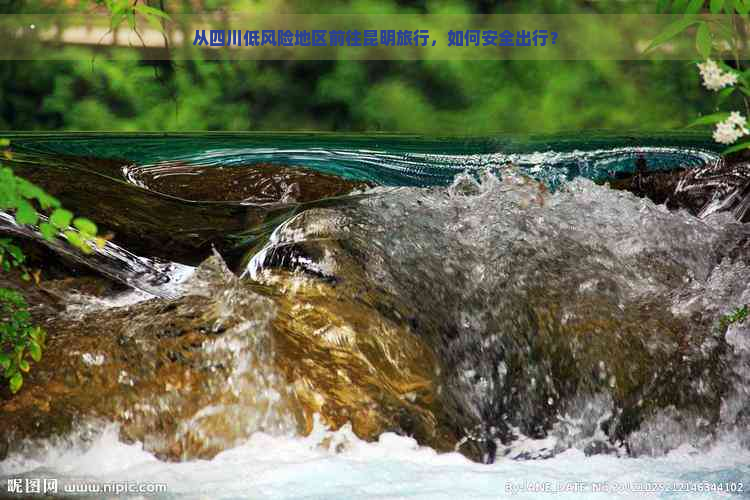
[1, 131, 720, 188]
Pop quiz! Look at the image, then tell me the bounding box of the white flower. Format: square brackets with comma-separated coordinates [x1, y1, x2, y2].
[697, 59, 738, 91]
[727, 111, 747, 128]
[713, 111, 749, 144]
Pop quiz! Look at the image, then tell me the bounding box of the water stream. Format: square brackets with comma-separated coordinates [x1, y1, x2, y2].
[0, 132, 748, 499]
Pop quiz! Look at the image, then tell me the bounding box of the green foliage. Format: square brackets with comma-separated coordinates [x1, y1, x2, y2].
[97, 0, 171, 34]
[0, 0, 731, 135]
[686, 111, 731, 127]
[648, 0, 750, 153]
[2, 54, 708, 134]
[696, 22, 713, 59]
[647, 0, 750, 60]
[0, 139, 101, 394]
[656, 0, 750, 14]
[0, 0, 719, 134]
[644, 17, 700, 53]
[0, 288, 45, 394]
[0, 165, 100, 254]
[0, 238, 25, 274]
[719, 305, 749, 330]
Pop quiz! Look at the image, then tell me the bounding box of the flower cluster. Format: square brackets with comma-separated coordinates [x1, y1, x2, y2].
[697, 59, 738, 91]
[713, 111, 749, 144]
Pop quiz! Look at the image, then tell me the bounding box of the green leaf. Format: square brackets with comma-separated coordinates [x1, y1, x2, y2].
[64, 230, 84, 250]
[111, 11, 126, 29]
[722, 140, 750, 153]
[9, 372, 22, 393]
[30, 327, 42, 343]
[687, 111, 730, 127]
[0, 170, 18, 209]
[686, 0, 706, 14]
[0, 138, 10, 147]
[645, 17, 701, 53]
[657, 0, 671, 12]
[16, 178, 42, 200]
[6, 244, 24, 264]
[111, 0, 129, 13]
[717, 60, 738, 75]
[73, 218, 97, 237]
[712, 21, 736, 44]
[15, 345, 24, 364]
[737, 0, 750, 14]
[15, 199, 38, 225]
[39, 222, 57, 240]
[18, 359, 29, 372]
[717, 85, 736, 104]
[725, 0, 737, 13]
[696, 22, 712, 58]
[673, 0, 690, 12]
[109, 0, 129, 28]
[711, 0, 726, 12]
[28, 341, 41, 362]
[50, 208, 73, 230]
[0, 353, 9, 371]
[134, 4, 171, 20]
[144, 14, 166, 35]
[37, 192, 60, 210]
[14, 178, 59, 209]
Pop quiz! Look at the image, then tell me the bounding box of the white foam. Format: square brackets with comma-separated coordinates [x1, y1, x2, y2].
[2, 420, 748, 500]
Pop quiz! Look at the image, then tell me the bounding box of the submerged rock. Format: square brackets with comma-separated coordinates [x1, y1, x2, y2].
[1, 256, 301, 461]
[4, 157, 372, 267]
[609, 156, 750, 222]
[248, 173, 750, 459]
[0, 253, 465, 461]
[123, 161, 374, 204]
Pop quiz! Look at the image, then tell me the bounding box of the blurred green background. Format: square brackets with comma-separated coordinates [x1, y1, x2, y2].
[0, 0, 723, 133]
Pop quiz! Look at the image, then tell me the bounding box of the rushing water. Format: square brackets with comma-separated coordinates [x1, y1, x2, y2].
[2, 131, 721, 188]
[0, 131, 725, 293]
[1, 133, 749, 499]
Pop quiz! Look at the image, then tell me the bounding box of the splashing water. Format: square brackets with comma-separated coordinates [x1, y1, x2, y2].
[2, 420, 749, 499]
[1, 133, 749, 499]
